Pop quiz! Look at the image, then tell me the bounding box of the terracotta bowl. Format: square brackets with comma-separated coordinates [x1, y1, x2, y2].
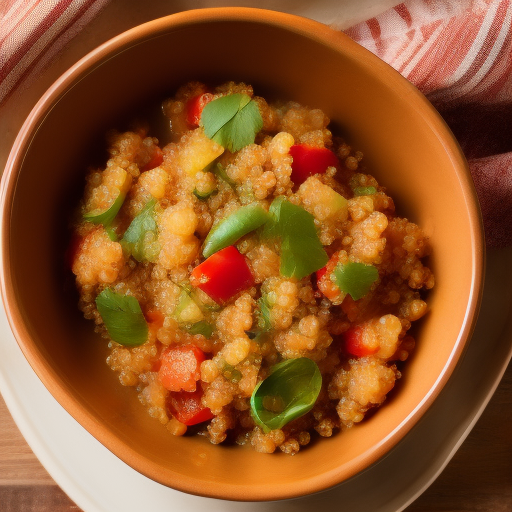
[0, 7, 484, 502]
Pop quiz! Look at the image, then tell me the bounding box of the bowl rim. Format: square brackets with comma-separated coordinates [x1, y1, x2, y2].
[0, 6, 485, 502]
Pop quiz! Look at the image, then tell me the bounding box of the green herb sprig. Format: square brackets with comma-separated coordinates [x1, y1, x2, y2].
[264, 197, 328, 280]
[332, 262, 379, 301]
[121, 199, 159, 262]
[95, 289, 148, 346]
[201, 93, 263, 153]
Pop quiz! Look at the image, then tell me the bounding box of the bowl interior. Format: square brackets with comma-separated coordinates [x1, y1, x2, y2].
[1, 9, 483, 501]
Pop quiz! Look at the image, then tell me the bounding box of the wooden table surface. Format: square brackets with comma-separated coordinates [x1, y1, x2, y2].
[0, 361, 510, 512]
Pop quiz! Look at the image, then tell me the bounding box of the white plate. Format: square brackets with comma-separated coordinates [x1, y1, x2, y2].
[1, 246, 511, 512]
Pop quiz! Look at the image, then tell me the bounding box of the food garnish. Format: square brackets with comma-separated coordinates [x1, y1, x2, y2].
[95, 289, 148, 346]
[332, 262, 379, 301]
[121, 199, 159, 262]
[250, 358, 322, 432]
[201, 93, 263, 152]
[202, 203, 269, 258]
[264, 197, 328, 280]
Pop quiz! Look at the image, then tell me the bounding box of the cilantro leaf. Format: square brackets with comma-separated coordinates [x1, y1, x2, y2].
[201, 93, 263, 152]
[264, 197, 328, 280]
[332, 262, 379, 300]
[121, 199, 159, 262]
[95, 289, 148, 346]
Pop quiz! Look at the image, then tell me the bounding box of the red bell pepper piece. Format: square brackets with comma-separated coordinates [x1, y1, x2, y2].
[343, 326, 379, 357]
[186, 92, 214, 127]
[289, 144, 339, 185]
[144, 309, 165, 328]
[158, 344, 206, 392]
[167, 388, 214, 426]
[316, 251, 343, 303]
[190, 245, 254, 303]
[141, 145, 163, 172]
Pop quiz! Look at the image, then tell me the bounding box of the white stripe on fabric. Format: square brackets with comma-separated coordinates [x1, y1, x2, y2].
[429, 0, 512, 102]
[0, 1, 59, 67]
[358, 21, 379, 54]
[392, 29, 425, 72]
[0, 0, 77, 102]
[0, 0, 45, 43]
[0, 0, 35, 26]
[448, 0, 500, 84]
[401, 21, 446, 77]
[0, 0, 108, 104]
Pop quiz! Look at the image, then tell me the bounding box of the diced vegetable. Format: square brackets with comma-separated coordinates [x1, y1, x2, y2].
[141, 145, 164, 172]
[186, 92, 214, 127]
[185, 321, 214, 338]
[256, 295, 272, 331]
[83, 168, 131, 229]
[353, 186, 377, 196]
[289, 144, 339, 185]
[317, 189, 348, 219]
[202, 204, 270, 258]
[144, 309, 165, 338]
[219, 361, 243, 383]
[95, 289, 148, 347]
[167, 388, 214, 426]
[83, 191, 125, 227]
[298, 176, 348, 222]
[250, 358, 322, 432]
[175, 289, 204, 324]
[201, 93, 263, 152]
[190, 245, 254, 303]
[193, 187, 217, 201]
[177, 129, 224, 178]
[121, 199, 159, 262]
[332, 262, 379, 301]
[264, 197, 328, 280]
[316, 252, 345, 304]
[212, 163, 236, 188]
[158, 344, 206, 392]
[343, 325, 379, 357]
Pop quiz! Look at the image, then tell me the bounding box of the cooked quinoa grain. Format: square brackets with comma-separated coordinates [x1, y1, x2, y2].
[70, 82, 434, 454]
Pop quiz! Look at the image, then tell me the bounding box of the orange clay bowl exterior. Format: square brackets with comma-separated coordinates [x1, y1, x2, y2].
[0, 8, 484, 502]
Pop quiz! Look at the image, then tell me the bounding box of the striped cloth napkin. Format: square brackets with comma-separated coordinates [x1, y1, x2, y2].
[1, 0, 510, 247]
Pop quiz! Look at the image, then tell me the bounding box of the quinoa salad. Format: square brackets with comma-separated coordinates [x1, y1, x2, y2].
[69, 81, 434, 455]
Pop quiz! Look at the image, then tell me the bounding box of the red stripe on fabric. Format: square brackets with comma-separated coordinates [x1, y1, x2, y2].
[411, 14, 484, 91]
[0, 1, 41, 48]
[397, 20, 442, 75]
[343, 25, 361, 42]
[468, 153, 512, 248]
[394, 3, 413, 28]
[392, 29, 416, 65]
[420, 19, 443, 41]
[471, 26, 512, 102]
[450, 0, 509, 91]
[1, 0, 99, 104]
[0, 0, 74, 83]
[366, 17, 384, 55]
